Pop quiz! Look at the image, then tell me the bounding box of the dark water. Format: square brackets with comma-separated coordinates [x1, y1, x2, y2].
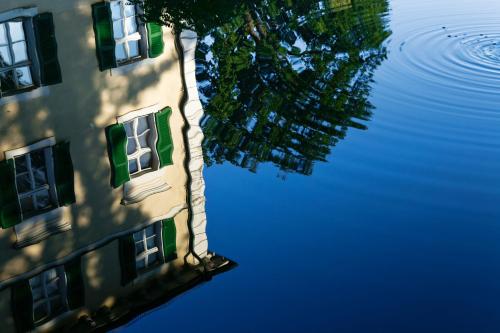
[122, 0, 500, 332]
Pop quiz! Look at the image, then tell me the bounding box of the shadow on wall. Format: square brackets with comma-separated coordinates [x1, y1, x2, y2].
[0, 5, 176, 291]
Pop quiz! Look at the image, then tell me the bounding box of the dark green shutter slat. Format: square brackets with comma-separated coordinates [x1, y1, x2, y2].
[33, 13, 62, 85]
[0, 159, 21, 229]
[92, 2, 116, 71]
[119, 235, 137, 285]
[53, 141, 76, 207]
[105, 123, 130, 188]
[11, 280, 34, 333]
[162, 218, 177, 262]
[147, 22, 164, 58]
[155, 107, 174, 168]
[64, 256, 85, 310]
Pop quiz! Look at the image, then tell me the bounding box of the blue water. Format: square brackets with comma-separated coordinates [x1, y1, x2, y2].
[122, 0, 500, 332]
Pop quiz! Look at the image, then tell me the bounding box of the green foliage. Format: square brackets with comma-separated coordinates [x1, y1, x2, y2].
[140, 0, 391, 175]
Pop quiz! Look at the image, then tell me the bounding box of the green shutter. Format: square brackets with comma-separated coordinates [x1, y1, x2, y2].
[105, 123, 130, 188]
[53, 141, 76, 207]
[64, 256, 85, 310]
[155, 107, 174, 168]
[92, 2, 116, 71]
[162, 218, 177, 262]
[33, 13, 62, 86]
[147, 22, 164, 58]
[119, 235, 137, 285]
[0, 159, 21, 229]
[11, 280, 34, 333]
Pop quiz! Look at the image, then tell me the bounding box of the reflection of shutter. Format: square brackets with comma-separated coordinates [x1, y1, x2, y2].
[119, 235, 137, 285]
[33, 13, 62, 85]
[53, 141, 76, 207]
[92, 2, 116, 71]
[147, 23, 164, 58]
[155, 107, 174, 168]
[64, 257, 85, 310]
[105, 124, 130, 188]
[11, 280, 34, 332]
[162, 218, 177, 262]
[0, 159, 21, 229]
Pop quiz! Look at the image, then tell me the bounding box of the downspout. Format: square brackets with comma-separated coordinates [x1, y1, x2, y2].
[175, 30, 210, 280]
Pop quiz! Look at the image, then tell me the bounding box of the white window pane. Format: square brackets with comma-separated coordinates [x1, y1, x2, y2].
[125, 16, 138, 34]
[136, 258, 145, 270]
[31, 287, 42, 302]
[124, 3, 136, 17]
[0, 70, 17, 91]
[29, 275, 41, 288]
[20, 196, 35, 215]
[16, 66, 33, 88]
[138, 133, 149, 148]
[45, 268, 58, 280]
[30, 150, 46, 169]
[15, 155, 28, 173]
[126, 138, 137, 155]
[145, 225, 155, 237]
[137, 117, 149, 134]
[113, 19, 125, 39]
[148, 252, 158, 265]
[133, 230, 142, 242]
[8, 21, 25, 42]
[124, 121, 134, 137]
[46, 281, 59, 296]
[16, 174, 32, 193]
[33, 303, 48, 323]
[129, 159, 138, 174]
[0, 24, 7, 45]
[0, 46, 12, 66]
[35, 190, 51, 210]
[135, 241, 145, 255]
[128, 40, 139, 58]
[110, 1, 123, 20]
[12, 41, 28, 63]
[146, 236, 155, 249]
[115, 42, 126, 61]
[139, 152, 152, 169]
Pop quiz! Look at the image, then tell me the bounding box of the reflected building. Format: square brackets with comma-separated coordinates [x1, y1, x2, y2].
[0, 1, 234, 332]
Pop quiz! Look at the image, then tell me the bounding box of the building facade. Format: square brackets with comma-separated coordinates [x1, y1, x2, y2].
[0, 1, 233, 332]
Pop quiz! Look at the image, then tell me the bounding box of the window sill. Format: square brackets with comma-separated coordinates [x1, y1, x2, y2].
[0, 86, 50, 106]
[14, 206, 71, 248]
[122, 169, 171, 205]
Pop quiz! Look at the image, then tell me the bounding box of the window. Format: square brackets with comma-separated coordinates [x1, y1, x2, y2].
[0, 20, 33, 94]
[29, 267, 67, 326]
[105, 105, 173, 204]
[110, 0, 141, 63]
[14, 148, 56, 219]
[92, 1, 165, 71]
[133, 224, 161, 272]
[124, 115, 155, 176]
[0, 9, 62, 96]
[119, 219, 177, 285]
[10, 257, 85, 331]
[1, 139, 76, 247]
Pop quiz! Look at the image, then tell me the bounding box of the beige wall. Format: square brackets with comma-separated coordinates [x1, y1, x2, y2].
[0, 0, 190, 283]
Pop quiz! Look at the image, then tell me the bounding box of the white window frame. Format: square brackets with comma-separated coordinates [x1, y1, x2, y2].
[133, 222, 164, 273]
[117, 104, 171, 205]
[109, 0, 144, 64]
[29, 266, 68, 326]
[0, 7, 41, 97]
[5, 137, 72, 248]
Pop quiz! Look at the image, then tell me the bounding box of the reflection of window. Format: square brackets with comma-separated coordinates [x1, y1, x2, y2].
[133, 224, 161, 272]
[124, 115, 155, 176]
[0, 9, 62, 97]
[14, 148, 57, 219]
[92, 1, 165, 71]
[110, 0, 140, 63]
[0, 20, 33, 93]
[29, 267, 67, 326]
[119, 219, 177, 285]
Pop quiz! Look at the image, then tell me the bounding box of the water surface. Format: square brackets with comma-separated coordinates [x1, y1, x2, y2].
[123, 0, 500, 332]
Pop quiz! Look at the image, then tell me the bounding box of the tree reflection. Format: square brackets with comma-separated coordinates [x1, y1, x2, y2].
[140, 0, 391, 175]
